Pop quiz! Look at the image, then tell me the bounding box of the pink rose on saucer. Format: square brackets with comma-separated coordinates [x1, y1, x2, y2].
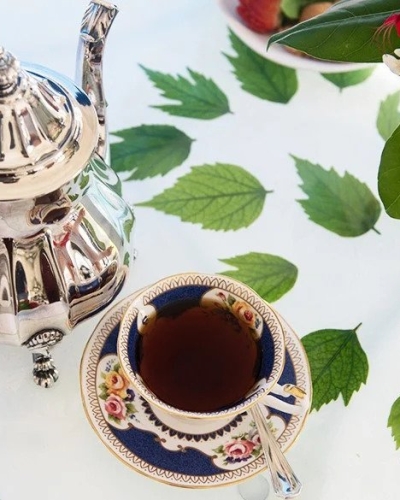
[104, 394, 127, 421]
[223, 439, 255, 460]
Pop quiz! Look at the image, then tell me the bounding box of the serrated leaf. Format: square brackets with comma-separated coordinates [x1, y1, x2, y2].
[378, 123, 400, 218]
[137, 164, 270, 231]
[219, 252, 298, 302]
[292, 155, 381, 236]
[377, 91, 400, 141]
[321, 67, 375, 90]
[110, 125, 193, 180]
[388, 397, 400, 449]
[141, 66, 231, 119]
[301, 325, 369, 411]
[225, 30, 298, 104]
[269, 0, 400, 63]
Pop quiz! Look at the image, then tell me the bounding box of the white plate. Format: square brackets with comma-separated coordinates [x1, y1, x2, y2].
[217, 0, 367, 73]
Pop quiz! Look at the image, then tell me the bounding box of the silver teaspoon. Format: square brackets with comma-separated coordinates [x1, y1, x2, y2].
[250, 403, 302, 498]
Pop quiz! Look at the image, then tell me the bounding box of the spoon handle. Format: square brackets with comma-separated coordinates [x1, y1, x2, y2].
[250, 403, 302, 499]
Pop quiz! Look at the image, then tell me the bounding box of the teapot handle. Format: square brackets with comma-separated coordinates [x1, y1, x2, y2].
[76, 0, 119, 164]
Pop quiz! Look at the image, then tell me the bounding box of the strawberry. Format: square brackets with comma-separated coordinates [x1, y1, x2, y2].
[237, 0, 282, 34]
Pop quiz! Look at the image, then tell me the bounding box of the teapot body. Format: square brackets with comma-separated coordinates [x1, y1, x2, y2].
[0, 156, 134, 348]
[0, 1, 135, 387]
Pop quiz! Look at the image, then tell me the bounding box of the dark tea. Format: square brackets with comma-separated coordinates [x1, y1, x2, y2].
[136, 301, 261, 412]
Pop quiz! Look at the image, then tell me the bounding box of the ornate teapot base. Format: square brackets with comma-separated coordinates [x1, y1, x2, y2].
[24, 329, 64, 388]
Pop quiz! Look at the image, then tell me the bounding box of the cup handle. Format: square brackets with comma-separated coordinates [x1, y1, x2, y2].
[250, 403, 302, 499]
[264, 383, 309, 416]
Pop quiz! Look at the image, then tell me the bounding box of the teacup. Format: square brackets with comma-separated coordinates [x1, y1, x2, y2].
[117, 272, 286, 424]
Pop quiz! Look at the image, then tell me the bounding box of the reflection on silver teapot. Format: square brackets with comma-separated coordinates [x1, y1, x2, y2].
[0, 1, 134, 387]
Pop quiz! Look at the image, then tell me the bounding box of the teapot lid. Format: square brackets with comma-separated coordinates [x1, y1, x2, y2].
[0, 47, 98, 200]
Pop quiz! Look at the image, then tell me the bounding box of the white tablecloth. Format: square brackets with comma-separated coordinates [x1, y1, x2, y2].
[1, 1, 400, 499]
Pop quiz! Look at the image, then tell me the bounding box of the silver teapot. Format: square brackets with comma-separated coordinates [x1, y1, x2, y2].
[0, 1, 134, 387]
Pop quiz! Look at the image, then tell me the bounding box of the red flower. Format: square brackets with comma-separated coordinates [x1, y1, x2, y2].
[374, 13, 400, 47]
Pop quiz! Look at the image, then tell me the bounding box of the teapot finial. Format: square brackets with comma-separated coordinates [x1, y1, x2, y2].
[0, 48, 20, 95]
[76, 1, 118, 163]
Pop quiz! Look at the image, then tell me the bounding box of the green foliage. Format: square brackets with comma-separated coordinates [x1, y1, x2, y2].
[378, 124, 400, 218]
[321, 67, 375, 90]
[141, 66, 231, 119]
[225, 30, 298, 104]
[293, 156, 381, 236]
[137, 163, 270, 231]
[269, 0, 400, 63]
[377, 91, 400, 141]
[220, 252, 298, 302]
[388, 397, 400, 448]
[302, 325, 369, 410]
[111, 125, 193, 180]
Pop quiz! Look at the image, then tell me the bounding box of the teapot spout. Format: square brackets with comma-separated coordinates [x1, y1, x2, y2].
[76, 0, 118, 163]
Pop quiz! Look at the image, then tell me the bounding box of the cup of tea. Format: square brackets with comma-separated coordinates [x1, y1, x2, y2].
[117, 272, 286, 422]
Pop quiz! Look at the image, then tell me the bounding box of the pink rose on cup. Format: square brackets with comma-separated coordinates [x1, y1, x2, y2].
[104, 394, 127, 421]
[232, 301, 256, 327]
[223, 439, 255, 460]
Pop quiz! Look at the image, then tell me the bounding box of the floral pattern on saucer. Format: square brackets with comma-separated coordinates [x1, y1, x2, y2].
[80, 294, 311, 488]
[98, 360, 137, 427]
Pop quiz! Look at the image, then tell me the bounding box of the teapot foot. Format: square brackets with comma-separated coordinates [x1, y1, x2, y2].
[32, 350, 59, 388]
[24, 329, 64, 388]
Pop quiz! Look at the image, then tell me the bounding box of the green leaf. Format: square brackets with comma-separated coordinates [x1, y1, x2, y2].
[268, 0, 400, 63]
[225, 30, 298, 104]
[292, 155, 381, 236]
[213, 445, 224, 454]
[301, 325, 369, 411]
[219, 252, 298, 303]
[125, 403, 137, 414]
[108, 415, 121, 424]
[378, 123, 400, 218]
[377, 91, 400, 141]
[141, 66, 231, 119]
[110, 125, 193, 180]
[137, 163, 270, 231]
[321, 67, 376, 90]
[123, 252, 130, 267]
[388, 397, 400, 449]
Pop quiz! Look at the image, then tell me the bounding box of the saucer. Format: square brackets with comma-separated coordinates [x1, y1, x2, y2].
[80, 293, 311, 488]
[217, 0, 363, 73]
